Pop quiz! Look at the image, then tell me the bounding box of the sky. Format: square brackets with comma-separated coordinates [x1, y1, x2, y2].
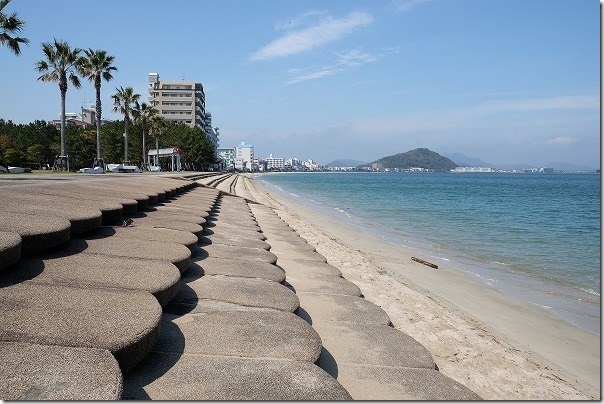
[1, 0, 600, 167]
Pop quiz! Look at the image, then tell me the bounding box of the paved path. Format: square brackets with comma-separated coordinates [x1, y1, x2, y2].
[0, 172, 480, 400]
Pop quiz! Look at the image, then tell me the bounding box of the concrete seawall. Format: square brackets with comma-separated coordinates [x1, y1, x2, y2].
[0, 172, 479, 400]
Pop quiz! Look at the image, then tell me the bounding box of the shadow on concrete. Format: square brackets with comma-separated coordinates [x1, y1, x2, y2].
[318, 347, 339, 379]
[121, 316, 187, 399]
[296, 306, 312, 326]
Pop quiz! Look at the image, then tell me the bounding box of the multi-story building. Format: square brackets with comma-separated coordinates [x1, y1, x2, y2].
[203, 112, 219, 148]
[265, 154, 284, 171]
[217, 147, 235, 171]
[235, 141, 254, 171]
[148, 73, 206, 130]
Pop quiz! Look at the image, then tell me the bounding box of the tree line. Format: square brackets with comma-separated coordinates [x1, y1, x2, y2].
[0, 118, 216, 171]
[0, 0, 216, 171]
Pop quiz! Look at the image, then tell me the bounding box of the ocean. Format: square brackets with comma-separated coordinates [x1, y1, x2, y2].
[256, 172, 601, 335]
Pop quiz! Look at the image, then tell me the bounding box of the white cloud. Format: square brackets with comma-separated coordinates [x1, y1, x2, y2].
[391, 0, 430, 12]
[335, 49, 378, 66]
[251, 11, 373, 61]
[286, 67, 343, 84]
[545, 136, 575, 146]
[286, 49, 378, 84]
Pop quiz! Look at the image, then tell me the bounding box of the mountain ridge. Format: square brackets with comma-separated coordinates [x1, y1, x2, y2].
[365, 148, 457, 171]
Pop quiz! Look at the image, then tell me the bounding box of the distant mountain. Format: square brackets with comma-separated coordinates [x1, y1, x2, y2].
[443, 153, 494, 167]
[367, 148, 457, 171]
[326, 159, 367, 167]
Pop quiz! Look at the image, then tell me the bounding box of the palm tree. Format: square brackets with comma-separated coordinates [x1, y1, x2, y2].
[0, 0, 28, 56]
[79, 49, 117, 168]
[111, 86, 139, 165]
[132, 101, 157, 170]
[148, 114, 166, 170]
[35, 39, 82, 170]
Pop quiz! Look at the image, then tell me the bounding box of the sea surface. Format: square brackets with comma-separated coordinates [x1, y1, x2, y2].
[257, 172, 601, 335]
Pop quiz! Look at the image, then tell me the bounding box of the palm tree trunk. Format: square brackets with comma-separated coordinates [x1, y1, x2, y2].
[60, 86, 68, 171]
[60, 90, 66, 157]
[95, 78, 103, 166]
[124, 117, 129, 164]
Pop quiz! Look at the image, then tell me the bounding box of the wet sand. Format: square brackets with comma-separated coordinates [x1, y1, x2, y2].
[245, 174, 600, 400]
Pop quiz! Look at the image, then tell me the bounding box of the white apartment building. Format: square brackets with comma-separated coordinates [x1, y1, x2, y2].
[235, 142, 254, 171]
[265, 154, 284, 170]
[148, 73, 206, 130]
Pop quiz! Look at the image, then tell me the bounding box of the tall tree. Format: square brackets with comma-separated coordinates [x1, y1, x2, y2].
[79, 49, 117, 168]
[34, 39, 82, 170]
[111, 86, 139, 164]
[0, 0, 28, 56]
[132, 101, 156, 170]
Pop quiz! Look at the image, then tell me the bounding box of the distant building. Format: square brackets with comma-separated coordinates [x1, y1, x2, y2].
[452, 167, 495, 173]
[235, 141, 254, 171]
[265, 154, 284, 170]
[302, 159, 319, 171]
[217, 147, 235, 171]
[203, 112, 220, 148]
[50, 108, 95, 130]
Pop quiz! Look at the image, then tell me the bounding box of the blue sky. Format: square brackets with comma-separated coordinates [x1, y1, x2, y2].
[1, 0, 600, 167]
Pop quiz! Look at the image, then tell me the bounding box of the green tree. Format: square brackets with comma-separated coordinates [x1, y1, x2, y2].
[79, 49, 117, 168]
[0, 0, 28, 56]
[67, 127, 95, 169]
[179, 127, 216, 170]
[34, 39, 82, 170]
[4, 148, 24, 166]
[100, 120, 124, 164]
[27, 144, 48, 169]
[111, 86, 139, 164]
[132, 101, 157, 170]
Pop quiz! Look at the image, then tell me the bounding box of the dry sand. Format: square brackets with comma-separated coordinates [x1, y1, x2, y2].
[244, 174, 600, 400]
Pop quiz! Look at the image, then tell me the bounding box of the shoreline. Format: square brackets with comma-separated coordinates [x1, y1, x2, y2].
[244, 174, 600, 400]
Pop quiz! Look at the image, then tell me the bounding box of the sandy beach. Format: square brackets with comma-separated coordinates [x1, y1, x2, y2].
[244, 174, 600, 400]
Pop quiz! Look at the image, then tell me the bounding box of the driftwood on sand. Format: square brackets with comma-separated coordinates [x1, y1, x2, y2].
[411, 256, 438, 269]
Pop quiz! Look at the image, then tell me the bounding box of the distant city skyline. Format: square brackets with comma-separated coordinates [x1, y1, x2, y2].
[1, 0, 599, 168]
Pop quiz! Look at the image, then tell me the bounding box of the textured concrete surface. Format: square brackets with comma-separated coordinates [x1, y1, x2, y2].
[155, 311, 322, 362]
[1, 199, 102, 235]
[0, 282, 161, 372]
[63, 236, 191, 273]
[0, 211, 71, 254]
[95, 226, 199, 252]
[123, 354, 352, 400]
[198, 232, 272, 250]
[187, 256, 286, 283]
[0, 342, 122, 400]
[197, 243, 278, 264]
[169, 274, 300, 313]
[3, 252, 181, 307]
[1, 187, 126, 224]
[0, 231, 21, 270]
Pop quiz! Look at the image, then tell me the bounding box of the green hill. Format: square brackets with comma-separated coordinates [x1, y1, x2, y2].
[366, 148, 457, 171]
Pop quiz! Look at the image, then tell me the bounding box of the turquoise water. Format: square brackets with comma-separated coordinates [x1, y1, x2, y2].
[257, 172, 601, 334]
